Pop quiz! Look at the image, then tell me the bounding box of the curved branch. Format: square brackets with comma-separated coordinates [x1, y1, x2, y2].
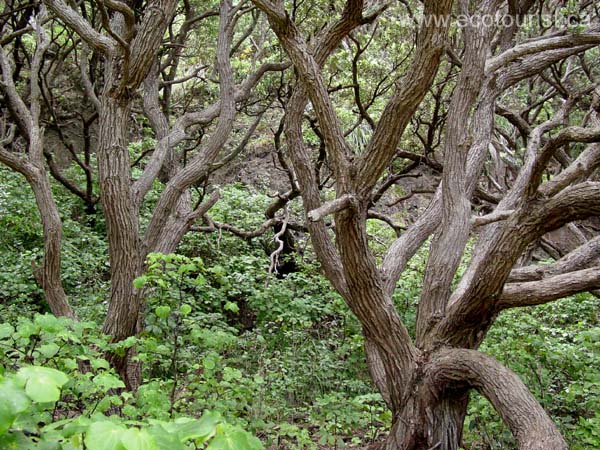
[528, 126, 600, 195]
[195, 216, 280, 239]
[540, 143, 600, 196]
[499, 267, 600, 309]
[44, 0, 115, 54]
[429, 348, 568, 450]
[509, 235, 600, 282]
[486, 30, 600, 73]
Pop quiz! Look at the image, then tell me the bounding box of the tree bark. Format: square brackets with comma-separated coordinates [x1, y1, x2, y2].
[380, 346, 569, 450]
[28, 168, 76, 319]
[386, 392, 469, 450]
[97, 92, 142, 354]
[426, 349, 568, 450]
[0, 23, 75, 319]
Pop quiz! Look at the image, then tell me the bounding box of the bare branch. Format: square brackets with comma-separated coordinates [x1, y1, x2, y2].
[78, 44, 101, 112]
[0, 124, 32, 175]
[307, 194, 357, 222]
[367, 210, 405, 236]
[486, 30, 600, 73]
[509, 235, 600, 282]
[471, 210, 514, 227]
[44, 0, 115, 54]
[195, 216, 280, 239]
[528, 126, 600, 195]
[0, 46, 34, 135]
[499, 267, 600, 310]
[268, 206, 289, 277]
[210, 112, 265, 171]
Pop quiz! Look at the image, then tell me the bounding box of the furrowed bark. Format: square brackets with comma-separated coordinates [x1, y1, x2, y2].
[0, 14, 75, 318]
[46, 0, 179, 382]
[417, 0, 500, 344]
[28, 169, 75, 319]
[430, 349, 568, 450]
[500, 267, 600, 309]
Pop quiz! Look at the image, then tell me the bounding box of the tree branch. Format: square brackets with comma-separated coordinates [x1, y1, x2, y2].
[429, 348, 568, 450]
[44, 0, 115, 54]
[355, 0, 453, 196]
[471, 210, 514, 227]
[508, 235, 600, 283]
[499, 267, 600, 309]
[486, 30, 600, 73]
[144, 0, 236, 251]
[307, 194, 357, 222]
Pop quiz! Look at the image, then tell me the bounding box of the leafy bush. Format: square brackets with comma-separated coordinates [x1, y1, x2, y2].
[0, 314, 262, 450]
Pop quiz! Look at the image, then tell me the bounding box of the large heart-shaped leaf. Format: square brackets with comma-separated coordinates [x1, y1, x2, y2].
[16, 366, 69, 403]
[0, 378, 30, 435]
[84, 421, 127, 450]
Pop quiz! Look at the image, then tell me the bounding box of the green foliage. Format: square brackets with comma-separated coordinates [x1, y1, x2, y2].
[0, 315, 261, 450]
[2, 170, 599, 449]
[0, 169, 108, 319]
[128, 251, 384, 447]
[463, 294, 600, 449]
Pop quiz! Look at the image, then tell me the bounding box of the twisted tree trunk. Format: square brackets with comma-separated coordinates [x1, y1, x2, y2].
[28, 168, 76, 319]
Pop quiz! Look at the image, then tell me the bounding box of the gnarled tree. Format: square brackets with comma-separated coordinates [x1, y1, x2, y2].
[1, 0, 287, 386]
[2, 0, 599, 447]
[251, 0, 600, 448]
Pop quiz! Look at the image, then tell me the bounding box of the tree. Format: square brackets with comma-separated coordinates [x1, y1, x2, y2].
[0, 4, 75, 319]
[0, 0, 286, 386]
[247, 0, 600, 449]
[1, 0, 599, 448]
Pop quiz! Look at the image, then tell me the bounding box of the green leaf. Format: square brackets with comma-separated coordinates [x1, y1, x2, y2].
[59, 416, 91, 438]
[132, 276, 147, 289]
[209, 265, 225, 276]
[84, 421, 127, 450]
[91, 358, 110, 371]
[17, 321, 38, 339]
[38, 343, 60, 358]
[206, 427, 263, 450]
[93, 373, 126, 390]
[155, 306, 171, 319]
[0, 378, 30, 435]
[170, 413, 220, 442]
[147, 424, 186, 450]
[0, 323, 14, 340]
[193, 274, 206, 286]
[193, 412, 221, 442]
[202, 357, 216, 370]
[179, 304, 192, 316]
[223, 302, 239, 313]
[120, 428, 158, 450]
[0, 430, 34, 449]
[63, 358, 78, 371]
[178, 263, 197, 274]
[34, 314, 61, 333]
[16, 366, 69, 403]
